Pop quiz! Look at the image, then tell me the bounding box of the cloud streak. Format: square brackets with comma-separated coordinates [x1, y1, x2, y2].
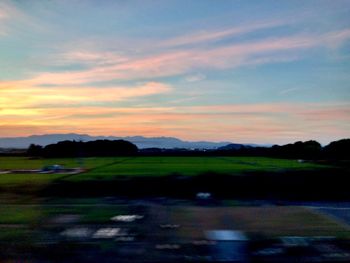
[2, 28, 349, 89]
[0, 82, 172, 108]
[159, 19, 287, 47]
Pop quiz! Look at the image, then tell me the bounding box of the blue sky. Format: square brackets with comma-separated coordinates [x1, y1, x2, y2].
[0, 0, 349, 144]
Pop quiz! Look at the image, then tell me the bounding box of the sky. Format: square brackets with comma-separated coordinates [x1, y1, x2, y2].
[0, 0, 349, 144]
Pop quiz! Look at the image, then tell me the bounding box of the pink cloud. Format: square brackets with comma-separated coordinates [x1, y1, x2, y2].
[0, 82, 172, 109]
[0, 1, 44, 36]
[59, 51, 129, 66]
[24, 29, 350, 85]
[0, 27, 348, 89]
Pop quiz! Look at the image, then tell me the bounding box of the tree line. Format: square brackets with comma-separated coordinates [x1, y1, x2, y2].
[216, 139, 350, 160]
[27, 140, 138, 157]
[138, 139, 350, 160]
[27, 138, 350, 160]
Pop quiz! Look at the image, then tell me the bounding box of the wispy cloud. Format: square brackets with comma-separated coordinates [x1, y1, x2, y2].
[159, 19, 287, 47]
[185, 73, 206, 82]
[0, 2, 10, 36]
[0, 82, 172, 109]
[279, 87, 301, 95]
[3, 28, 350, 87]
[0, 1, 52, 38]
[59, 51, 129, 66]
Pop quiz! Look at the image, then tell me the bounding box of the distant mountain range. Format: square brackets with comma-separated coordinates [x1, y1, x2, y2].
[0, 133, 248, 150]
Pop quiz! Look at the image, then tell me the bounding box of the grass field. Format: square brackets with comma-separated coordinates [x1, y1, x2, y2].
[0, 156, 117, 170]
[0, 156, 327, 186]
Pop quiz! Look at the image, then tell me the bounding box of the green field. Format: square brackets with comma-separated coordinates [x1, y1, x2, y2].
[0, 156, 328, 187]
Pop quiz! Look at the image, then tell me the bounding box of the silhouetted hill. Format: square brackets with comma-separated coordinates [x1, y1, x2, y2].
[0, 133, 234, 149]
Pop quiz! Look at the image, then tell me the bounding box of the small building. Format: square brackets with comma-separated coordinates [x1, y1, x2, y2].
[205, 230, 248, 262]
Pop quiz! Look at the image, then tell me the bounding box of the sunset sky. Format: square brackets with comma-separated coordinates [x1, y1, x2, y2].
[0, 0, 349, 144]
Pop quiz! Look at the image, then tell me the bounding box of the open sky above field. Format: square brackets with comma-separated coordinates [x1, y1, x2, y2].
[0, 0, 349, 144]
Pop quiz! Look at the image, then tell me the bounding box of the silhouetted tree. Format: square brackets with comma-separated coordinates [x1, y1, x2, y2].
[36, 140, 138, 157]
[270, 140, 322, 159]
[324, 139, 350, 159]
[27, 144, 43, 157]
